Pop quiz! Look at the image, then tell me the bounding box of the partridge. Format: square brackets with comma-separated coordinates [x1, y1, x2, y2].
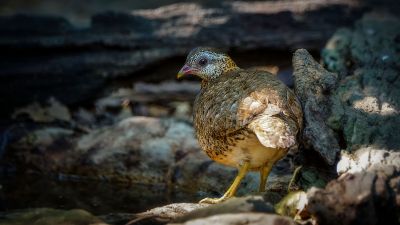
[177, 47, 303, 204]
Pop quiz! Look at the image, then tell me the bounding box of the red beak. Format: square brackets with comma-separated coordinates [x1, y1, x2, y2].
[177, 65, 196, 79]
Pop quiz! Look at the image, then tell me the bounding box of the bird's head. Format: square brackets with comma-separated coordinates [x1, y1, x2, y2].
[177, 47, 239, 81]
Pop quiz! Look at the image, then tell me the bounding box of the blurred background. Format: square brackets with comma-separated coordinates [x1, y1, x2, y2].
[0, 0, 244, 26]
[0, 0, 399, 224]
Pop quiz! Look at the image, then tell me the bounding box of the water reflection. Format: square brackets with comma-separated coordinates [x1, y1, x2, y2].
[0, 174, 197, 215]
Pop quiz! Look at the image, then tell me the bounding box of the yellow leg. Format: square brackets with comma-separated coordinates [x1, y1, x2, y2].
[259, 148, 288, 192]
[259, 163, 273, 192]
[199, 161, 250, 204]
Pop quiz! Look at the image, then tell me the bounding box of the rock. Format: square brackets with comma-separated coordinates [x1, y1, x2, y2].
[12, 97, 72, 123]
[126, 196, 279, 225]
[73, 108, 97, 127]
[75, 117, 200, 185]
[7, 117, 199, 185]
[127, 203, 206, 225]
[275, 191, 309, 220]
[0, 1, 367, 114]
[294, 13, 400, 167]
[173, 196, 274, 223]
[12, 127, 74, 150]
[170, 213, 296, 225]
[9, 126, 77, 172]
[91, 81, 198, 122]
[0, 208, 107, 225]
[337, 147, 400, 175]
[325, 13, 400, 153]
[6, 116, 291, 198]
[307, 167, 400, 225]
[95, 89, 134, 113]
[293, 13, 400, 225]
[133, 81, 200, 97]
[75, 116, 291, 195]
[171, 102, 192, 121]
[139, 203, 206, 220]
[292, 49, 340, 165]
[297, 167, 328, 190]
[321, 28, 353, 77]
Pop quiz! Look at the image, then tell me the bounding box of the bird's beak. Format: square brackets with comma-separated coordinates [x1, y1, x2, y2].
[177, 65, 196, 79]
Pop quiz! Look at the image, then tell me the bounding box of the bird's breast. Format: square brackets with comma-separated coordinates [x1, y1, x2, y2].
[200, 131, 280, 170]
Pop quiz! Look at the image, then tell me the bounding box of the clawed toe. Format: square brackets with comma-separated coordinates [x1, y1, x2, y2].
[199, 196, 229, 204]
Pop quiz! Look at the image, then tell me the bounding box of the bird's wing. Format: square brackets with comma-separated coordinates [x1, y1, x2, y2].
[286, 88, 303, 132]
[236, 78, 301, 149]
[196, 69, 302, 143]
[249, 113, 298, 149]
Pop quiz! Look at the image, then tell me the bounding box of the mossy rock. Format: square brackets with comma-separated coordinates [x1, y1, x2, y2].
[298, 167, 328, 190]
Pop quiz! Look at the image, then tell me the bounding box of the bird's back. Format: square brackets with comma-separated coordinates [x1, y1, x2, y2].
[194, 69, 302, 168]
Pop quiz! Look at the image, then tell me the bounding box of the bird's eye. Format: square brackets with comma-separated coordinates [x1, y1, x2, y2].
[198, 58, 208, 66]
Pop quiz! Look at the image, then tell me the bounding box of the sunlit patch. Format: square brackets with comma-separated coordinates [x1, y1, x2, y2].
[352, 96, 397, 115]
[336, 147, 400, 175]
[381, 102, 397, 115]
[352, 96, 379, 113]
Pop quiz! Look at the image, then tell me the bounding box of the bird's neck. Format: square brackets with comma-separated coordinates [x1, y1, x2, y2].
[200, 66, 241, 88]
[222, 58, 240, 74]
[201, 79, 210, 88]
[224, 65, 240, 74]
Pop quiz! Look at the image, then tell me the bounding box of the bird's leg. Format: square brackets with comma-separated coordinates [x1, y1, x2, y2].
[199, 161, 250, 204]
[259, 163, 273, 192]
[259, 149, 288, 192]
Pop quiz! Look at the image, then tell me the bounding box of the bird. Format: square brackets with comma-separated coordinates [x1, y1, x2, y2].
[177, 47, 303, 204]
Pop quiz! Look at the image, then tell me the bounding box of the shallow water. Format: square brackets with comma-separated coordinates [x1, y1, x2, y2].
[0, 174, 197, 215]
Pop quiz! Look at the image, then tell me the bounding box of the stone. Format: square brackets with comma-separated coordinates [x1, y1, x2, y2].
[295, 167, 329, 191]
[307, 167, 400, 225]
[275, 191, 309, 220]
[6, 114, 294, 203]
[297, 13, 400, 225]
[12, 127, 74, 151]
[321, 28, 352, 77]
[337, 147, 400, 175]
[173, 196, 274, 223]
[292, 49, 340, 165]
[12, 97, 72, 123]
[9, 126, 77, 173]
[171, 213, 296, 225]
[75, 117, 200, 185]
[126, 203, 206, 225]
[325, 13, 400, 153]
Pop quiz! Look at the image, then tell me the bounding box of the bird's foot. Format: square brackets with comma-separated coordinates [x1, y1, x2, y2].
[199, 196, 230, 204]
[199, 162, 250, 204]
